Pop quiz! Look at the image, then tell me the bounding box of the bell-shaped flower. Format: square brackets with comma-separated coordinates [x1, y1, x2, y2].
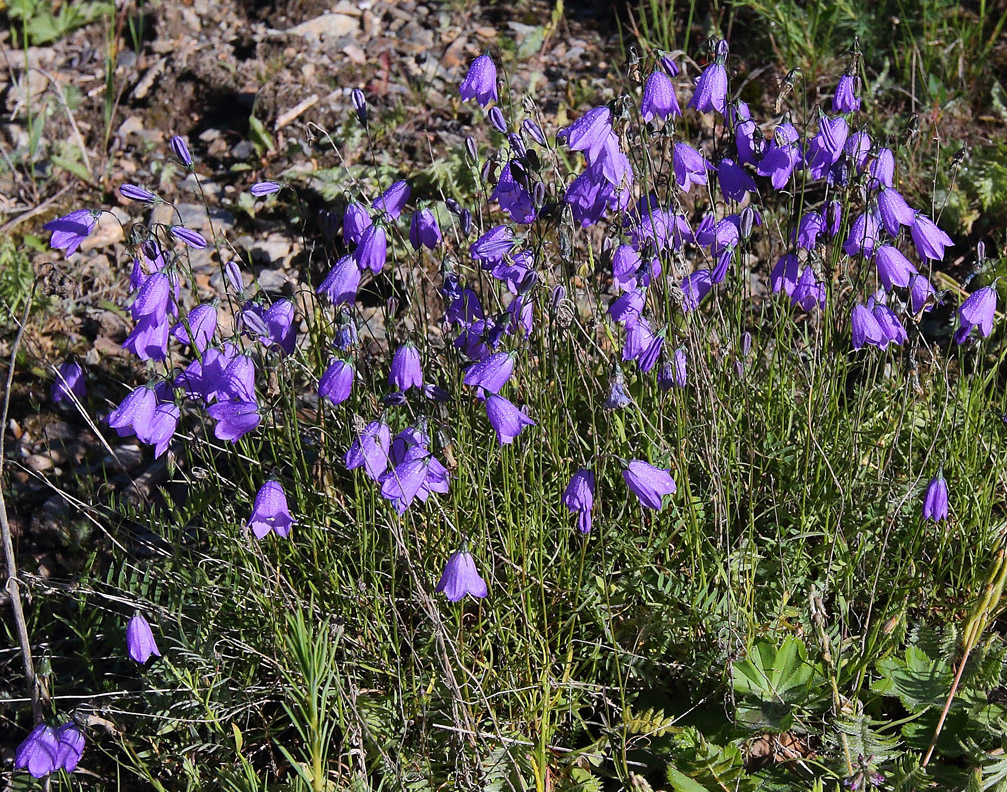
[756, 122, 802, 189]
[435, 550, 488, 601]
[844, 211, 882, 258]
[373, 180, 410, 220]
[623, 459, 676, 510]
[491, 162, 537, 224]
[871, 298, 907, 346]
[673, 143, 710, 192]
[409, 208, 442, 250]
[794, 211, 824, 250]
[126, 613, 161, 663]
[658, 347, 688, 390]
[877, 187, 915, 237]
[875, 245, 918, 290]
[346, 421, 392, 481]
[833, 73, 861, 113]
[681, 270, 713, 311]
[389, 343, 423, 391]
[248, 480, 295, 539]
[608, 287, 646, 326]
[851, 304, 887, 349]
[641, 70, 680, 121]
[909, 274, 936, 314]
[845, 131, 873, 171]
[170, 225, 207, 249]
[463, 350, 515, 395]
[15, 724, 59, 778]
[717, 158, 757, 202]
[52, 361, 86, 404]
[637, 333, 665, 374]
[485, 394, 534, 445]
[206, 399, 261, 441]
[735, 115, 764, 166]
[564, 169, 614, 227]
[562, 469, 595, 533]
[471, 225, 515, 265]
[954, 286, 997, 343]
[910, 213, 953, 261]
[791, 265, 826, 311]
[43, 209, 99, 257]
[922, 475, 949, 521]
[557, 106, 612, 160]
[804, 115, 848, 180]
[108, 385, 157, 440]
[318, 254, 361, 306]
[319, 358, 354, 406]
[869, 148, 896, 189]
[148, 403, 180, 458]
[353, 224, 388, 273]
[459, 54, 498, 106]
[171, 303, 217, 352]
[54, 723, 85, 772]
[688, 52, 728, 114]
[342, 202, 372, 244]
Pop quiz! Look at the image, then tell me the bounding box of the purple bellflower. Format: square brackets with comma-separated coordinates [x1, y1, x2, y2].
[909, 274, 937, 314]
[248, 480, 295, 539]
[757, 123, 802, 189]
[673, 143, 710, 192]
[15, 724, 59, 778]
[877, 187, 915, 237]
[955, 286, 997, 343]
[342, 202, 372, 244]
[833, 73, 861, 113]
[623, 459, 677, 510]
[844, 211, 882, 258]
[435, 550, 488, 601]
[659, 347, 688, 390]
[557, 106, 612, 160]
[485, 394, 534, 445]
[250, 181, 281, 197]
[170, 225, 207, 249]
[353, 224, 388, 273]
[688, 42, 729, 114]
[791, 265, 826, 311]
[491, 162, 537, 224]
[390, 343, 423, 391]
[119, 184, 157, 203]
[471, 225, 516, 265]
[171, 135, 192, 166]
[641, 71, 680, 121]
[171, 303, 217, 353]
[44, 209, 99, 257]
[922, 475, 949, 521]
[373, 180, 410, 220]
[346, 421, 392, 481]
[911, 213, 953, 261]
[717, 158, 757, 202]
[52, 361, 86, 404]
[148, 403, 180, 458]
[319, 359, 354, 406]
[681, 270, 713, 311]
[318, 255, 361, 306]
[410, 209, 442, 250]
[463, 351, 516, 395]
[562, 469, 595, 533]
[872, 302, 907, 346]
[54, 723, 85, 772]
[108, 385, 157, 440]
[459, 54, 498, 107]
[804, 115, 848, 180]
[874, 245, 918, 290]
[851, 304, 887, 350]
[869, 148, 896, 189]
[126, 613, 160, 663]
[206, 400, 261, 441]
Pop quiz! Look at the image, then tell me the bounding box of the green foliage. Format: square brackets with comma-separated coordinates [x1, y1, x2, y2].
[731, 636, 823, 731]
[0, 238, 33, 325]
[667, 728, 757, 792]
[6, 0, 109, 45]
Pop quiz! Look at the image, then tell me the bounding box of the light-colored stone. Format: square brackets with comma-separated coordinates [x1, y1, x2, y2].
[287, 13, 358, 42]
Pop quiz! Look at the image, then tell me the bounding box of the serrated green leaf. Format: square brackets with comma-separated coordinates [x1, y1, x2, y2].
[873, 646, 953, 711]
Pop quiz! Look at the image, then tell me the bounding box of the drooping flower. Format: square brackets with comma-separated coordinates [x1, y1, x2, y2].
[604, 366, 633, 409]
[471, 225, 515, 265]
[608, 287, 646, 326]
[833, 73, 861, 113]
[108, 385, 157, 440]
[844, 211, 882, 258]
[562, 469, 595, 533]
[119, 184, 157, 203]
[346, 421, 392, 481]
[148, 403, 180, 458]
[52, 361, 86, 404]
[463, 351, 515, 395]
[342, 202, 372, 244]
[641, 70, 680, 121]
[373, 180, 410, 220]
[171, 135, 192, 166]
[756, 122, 802, 189]
[954, 286, 997, 343]
[658, 347, 687, 390]
[250, 181, 282, 196]
[637, 333, 665, 373]
[353, 224, 388, 273]
[922, 475, 949, 521]
[716, 157, 757, 202]
[874, 245, 918, 290]
[15, 724, 59, 778]
[485, 394, 534, 445]
[351, 88, 367, 124]
[673, 142, 710, 192]
[491, 161, 537, 224]
[869, 148, 896, 189]
[390, 343, 423, 391]
[909, 274, 937, 314]
[43, 209, 99, 257]
[459, 54, 498, 107]
[557, 106, 612, 159]
[794, 211, 824, 250]
[319, 358, 354, 406]
[790, 265, 826, 311]
[872, 301, 907, 346]
[318, 254, 361, 306]
[877, 187, 915, 237]
[623, 459, 677, 510]
[804, 115, 849, 180]
[851, 304, 887, 349]
[734, 109, 764, 166]
[910, 213, 954, 261]
[170, 225, 207, 249]
[126, 613, 161, 663]
[409, 209, 442, 250]
[171, 303, 217, 353]
[54, 723, 85, 773]
[435, 550, 488, 601]
[681, 269, 713, 311]
[248, 480, 295, 539]
[206, 400, 261, 441]
[688, 43, 729, 114]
